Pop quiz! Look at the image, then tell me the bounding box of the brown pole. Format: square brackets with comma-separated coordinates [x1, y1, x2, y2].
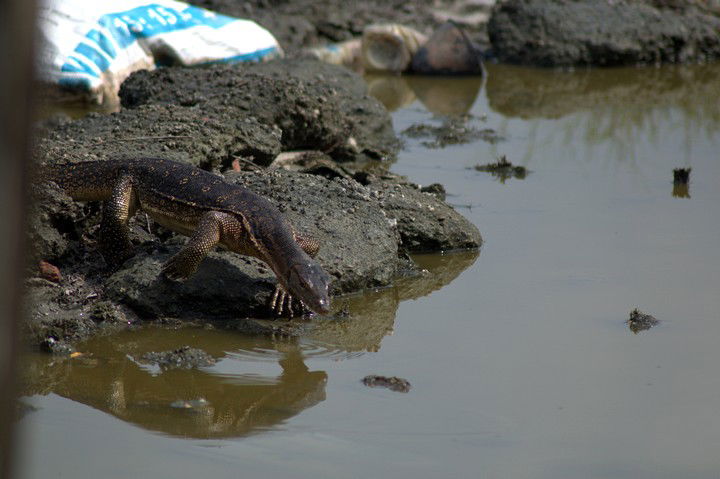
[0, 0, 38, 478]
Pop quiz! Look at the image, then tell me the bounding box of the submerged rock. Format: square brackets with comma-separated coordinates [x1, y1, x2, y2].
[627, 308, 660, 333]
[488, 0, 720, 67]
[139, 346, 216, 370]
[673, 168, 691, 185]
[402, 117, 502, 148]
[474, 155, 528, 182]
[362, 375, 412, 393]
[672, 167, 691, 198]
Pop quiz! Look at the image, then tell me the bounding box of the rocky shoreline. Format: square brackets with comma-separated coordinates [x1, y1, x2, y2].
[28, 58, 481, 350]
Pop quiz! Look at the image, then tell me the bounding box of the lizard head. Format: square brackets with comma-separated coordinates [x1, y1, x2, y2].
[287, 261, 332, 315]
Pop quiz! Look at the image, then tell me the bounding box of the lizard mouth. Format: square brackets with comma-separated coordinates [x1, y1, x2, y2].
[287, 262, 331, 314]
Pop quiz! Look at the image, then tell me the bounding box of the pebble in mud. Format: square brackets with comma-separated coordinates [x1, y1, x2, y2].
[362, 375, 412, 393]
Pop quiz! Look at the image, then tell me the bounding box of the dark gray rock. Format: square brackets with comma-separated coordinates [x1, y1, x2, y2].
[488, 0, 720, 67]
[105, 247, 278, 319]
[225, 170, 403, 294]
[362, 176, 482, 252]
[119, 58, 399, 163]
[23, 274, 135, 348]
[34, 104, 279, 170]
[27, 181, 86, 263]
[410, 21, 484, 75]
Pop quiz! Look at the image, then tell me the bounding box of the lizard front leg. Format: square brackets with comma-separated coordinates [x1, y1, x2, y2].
[99, 171, 138, 267]
[162, 211, 234, 281]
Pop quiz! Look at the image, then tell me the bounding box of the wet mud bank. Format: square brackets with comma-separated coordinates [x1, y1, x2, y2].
[28, 58, 481, 349]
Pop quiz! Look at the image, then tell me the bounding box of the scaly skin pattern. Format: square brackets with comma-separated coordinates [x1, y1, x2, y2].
[44, 158, 331, 315]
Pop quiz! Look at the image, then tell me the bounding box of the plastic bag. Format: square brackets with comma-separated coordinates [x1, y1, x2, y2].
[38, 0, 282, 104]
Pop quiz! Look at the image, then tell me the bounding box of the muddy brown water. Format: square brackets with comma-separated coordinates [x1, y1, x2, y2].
[17, 63, 720, 478]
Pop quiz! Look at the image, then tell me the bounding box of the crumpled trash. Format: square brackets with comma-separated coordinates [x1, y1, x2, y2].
[308, 21, 483, 76]
[38, 0, 283, 105]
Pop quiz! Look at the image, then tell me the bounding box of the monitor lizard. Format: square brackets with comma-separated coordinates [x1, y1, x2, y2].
[42, 158, 332, 316]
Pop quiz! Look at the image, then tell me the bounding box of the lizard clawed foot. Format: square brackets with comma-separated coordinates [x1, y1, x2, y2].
[270, 285, 309, 318]
[161, 252, 198, 282]
[101, 248, 134, 272]
[100, 242, 134, 270]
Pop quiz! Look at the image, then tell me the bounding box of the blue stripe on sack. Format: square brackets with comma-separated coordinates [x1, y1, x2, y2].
[75, 42, 111, 71]
[97, 15, 135, 49]
[61, 56, 100, 77]
[86, 29, 117, 59]
[59, 3, 271, 86]
[58, 76, 93, 91]
[99, 4, 235, 45]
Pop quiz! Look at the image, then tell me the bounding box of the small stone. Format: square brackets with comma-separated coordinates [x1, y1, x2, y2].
[38, 260, 62, 283]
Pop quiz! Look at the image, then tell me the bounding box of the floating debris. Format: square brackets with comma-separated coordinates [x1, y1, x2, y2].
[474, 155, 528, 182]
[626, 308, 659, 334]
[139, 346, 216, 371]
[420, 183, 446, 201]
[170, 398, 210, 410]
[362, 375, 412, 393]
[672, 167, 691, 198]
[40, 336, 75, 355]
[270, 150, 354, 181]
[402, 116, 502, 148]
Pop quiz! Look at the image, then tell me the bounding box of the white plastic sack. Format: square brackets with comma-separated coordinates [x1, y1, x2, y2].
[38, 0, 282, 104]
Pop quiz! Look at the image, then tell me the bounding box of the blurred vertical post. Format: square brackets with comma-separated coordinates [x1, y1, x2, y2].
[0, 0, 38, 478]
